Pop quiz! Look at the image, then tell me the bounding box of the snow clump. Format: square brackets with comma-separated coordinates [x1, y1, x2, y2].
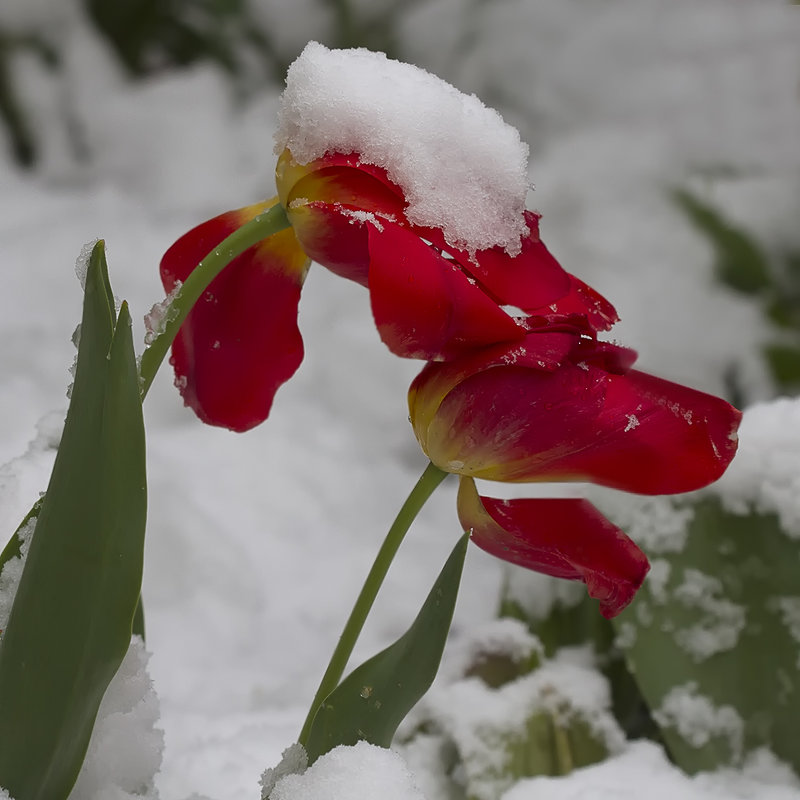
[276, 41, 530, 256]
[269, 741, 427, 800]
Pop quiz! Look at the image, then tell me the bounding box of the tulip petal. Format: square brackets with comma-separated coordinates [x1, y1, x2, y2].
[408, 332, 579, 454]
[278, 149, 406, 284]
[415, 345, 740, 493]
[282, 201, 374, 285]
[421, 359, 608, 479]
[457, 477, 650, 618]
[526, 275, 619, 333]
[276, 149, 405, 210]
[160, 199, 310, 432]
[546, 369, 742, 494]
[418, 212, 572, 311]
[368, 220, 525, 360]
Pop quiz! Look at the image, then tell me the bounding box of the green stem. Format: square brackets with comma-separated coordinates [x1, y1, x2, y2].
[298, 461, 449, 747]
[138, 202, 290, 399]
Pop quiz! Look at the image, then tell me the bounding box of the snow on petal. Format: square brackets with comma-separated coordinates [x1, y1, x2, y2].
[276, 42, 530, 255]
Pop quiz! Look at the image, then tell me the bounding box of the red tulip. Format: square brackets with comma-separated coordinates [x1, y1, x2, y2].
[160, 153, 577, 430]
[409, 320, 742, 616]
[457, 477, 650, 619]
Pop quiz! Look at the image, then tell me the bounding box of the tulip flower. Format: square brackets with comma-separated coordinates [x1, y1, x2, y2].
[274, 148, 572, 361]
[408, 319, 742, 617]
[157, 41, 596, 432]
[159, 161, 578, 432]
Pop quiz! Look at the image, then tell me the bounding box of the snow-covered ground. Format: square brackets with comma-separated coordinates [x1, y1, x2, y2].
[1, 1, 799, 798]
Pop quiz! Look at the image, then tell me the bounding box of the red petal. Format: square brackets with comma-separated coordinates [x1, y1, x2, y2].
[546, 369, 742, 494]
[160, 200, 310, 432]
[276, 149, 405, 210]
[526, 274, 619, 333]
[417, 211, 572, 311]
[457, 477, 649, 618]
[368, 220, 525, 360]
[415, 352, 740, 493]
[572, 339, 638, 375]
[420, 359, 608, 479]
[409, 332, 579, 454]
[278, 150, 406, 284]
[283, 201, 373, 285]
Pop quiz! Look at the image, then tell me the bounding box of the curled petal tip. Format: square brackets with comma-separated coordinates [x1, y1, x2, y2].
[368, 221, 525, 360]
[457, 477, 650, 618]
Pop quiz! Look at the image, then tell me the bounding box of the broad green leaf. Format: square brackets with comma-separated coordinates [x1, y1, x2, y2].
[304, 533, 469, 764]
[0, 242, 146, 800]
[0, 240, 116, 578]
[672, 188, 771, 295]
[613, 497, 800, 774]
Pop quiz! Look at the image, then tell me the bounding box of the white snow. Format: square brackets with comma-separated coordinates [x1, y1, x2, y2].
[673, 569, 746, 662]
[260, 743, 308, 799]
[74, 239, 98, 290]
[144, 281, 182, 347]
[275, 41, 530, 255]
[713, 398, 800, 538]
[647, 559, 672, 605]
[67, 638, 163, 800]
[269, 741, 427, 800]
[402, 647, 626, 800]
[437, 617, 543, 683]
[653, 682, 744, 763]
[503, 740, 800, 800]
[503, 569, 588, 622]
[601, 496, 694, 556]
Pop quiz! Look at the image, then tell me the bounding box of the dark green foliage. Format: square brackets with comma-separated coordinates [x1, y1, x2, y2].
[0, 243, 147, 799]
[614, 497, 800, 774]
[304, 534, 469, 764]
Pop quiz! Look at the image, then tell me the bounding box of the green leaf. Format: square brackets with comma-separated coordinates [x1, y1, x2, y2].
[672, 188, 771, 295]
[0, 242, 147, 800]
[763, 342, 800, 388]
[613, 497, 800, 774]
[304, 533, 469, 764]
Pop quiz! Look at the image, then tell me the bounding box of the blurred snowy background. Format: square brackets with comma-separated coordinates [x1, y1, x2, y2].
[0, 1, 798, 798]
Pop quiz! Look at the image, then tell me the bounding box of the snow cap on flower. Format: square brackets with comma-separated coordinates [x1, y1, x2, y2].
[457, 476, 650, 619]
[275, 41, 531, 255]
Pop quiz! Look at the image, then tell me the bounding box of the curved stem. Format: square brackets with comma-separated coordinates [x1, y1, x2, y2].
[298, 461, 449, 747]
[138, 202, 290, 399]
